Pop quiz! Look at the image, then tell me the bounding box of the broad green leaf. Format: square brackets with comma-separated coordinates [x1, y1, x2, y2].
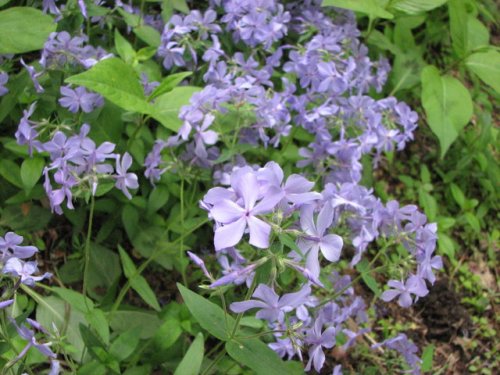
[66, 58, 153, 114]
[115, 29, 135, 64]
[109, 327, 141, 361]
[0, 7, 56, 54]
[177, 283, 234, 341]
[147, 184, 170, 214]
[148, 72, 193, 101]
[20, 157, 44, 192]
[109, 310, 162, 339]
[130, 276, 161, 311]
[123, 366, 153, 375]
[52, 287, 95, 312]
[390, 0, 447, 14]
[466, 50, 500, 94]
[0, 159, 23, 188]
[466, 17, 489, 52]
[150, 86, 201, 131]
[226, 338, 295, 375]
[172, 0, 189, 13]
[88, 243, 122, 300]
[322, 0, 394, 19]
[174, 333, 204, 375]
[85, 308, 110, 345]
[118, 246, 161, 311]
[151, 317, 183, 355]
[421, 65, 473, 158]
[134, 25, 161, 47]
[36, 296, 86, 360]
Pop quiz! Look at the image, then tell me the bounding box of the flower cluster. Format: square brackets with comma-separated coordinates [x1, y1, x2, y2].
[145, 0, 417, 186]
[15, 104, 138, 214]
[194, 161, 442, 373]
[0, 232, 58, 370]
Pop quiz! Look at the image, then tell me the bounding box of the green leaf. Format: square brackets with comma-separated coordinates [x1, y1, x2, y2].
[88, 243, 122, 300]
[66, 58, 153, 114]
[150, 86, 201, 132]
[118, 246, 161, 311]
[390, 0, 447, 14]
[118, 245, 137, 278]
[172, 0, 189, 13]
[450, 183, 466, 209]
[464, 212, 481, 233]
[0, 159, 23, 188]
[466, 50, 500, 94]
[174, 333, 204, 375]
[356, 259, 381, 296]
[177, 283, 234, 341]
[418, 188, 438, 221]
[151, 317, 182, 354]
[0, 7, 56, 54]
[20, 157, 44, 192]
[109, 310, 162, 339]
[115, 29, 135, 64]
[466, 17, 489, 52]
[109, 327, 141, 361]
[35, 295, 86, 360]
[52, 287, 95, 312]
[148, 72, 193, 101]
[321, 0, 394, 19]
[421, 65, 473, 158]
[134, 25, 161, 47]
[147, 185, 170, 215]
[130, 276, 161, 311]
[448, 0, 468, 57]
[421, 344, 435, 372]
[226, 338, 294, 375]
[85, 308, 110, 345]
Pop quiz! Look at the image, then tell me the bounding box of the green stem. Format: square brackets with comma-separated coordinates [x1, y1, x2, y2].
[229, 275, 258, 339]
[82, 196, 95, 303]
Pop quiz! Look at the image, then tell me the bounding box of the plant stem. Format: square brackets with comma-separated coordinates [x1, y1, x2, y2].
[201, 348, 226, 375]
[179, 178, 188, 286]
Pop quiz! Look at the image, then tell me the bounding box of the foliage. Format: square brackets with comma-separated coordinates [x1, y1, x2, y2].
[0, 0, 497, 374]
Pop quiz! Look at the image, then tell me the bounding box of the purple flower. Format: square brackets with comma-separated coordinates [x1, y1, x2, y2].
[20, 59, 44, 93]
[210, 263, 256, 288]
[297, 204, 343, 277]
[372, 334, 421, 374]
[187, 251, 212, 279]
[3, 258, 52, 286]
[230, 283, 311, 323]
[304, 318, 337, 372]
[11, 318, 56, 360]
[114, 152, 138, 199]
[15, 102, 42, 155]
[0, 232, 38, 262]
[0, 299, 14, 309]
[381, 275, 429, 308]
[0, 72, 8, 96]
[210, 171, 282, 250]
[42, 0, 61, 16]
[158, 42, 185, 70]
[58, 85, 103, 113]
[78, 0, 88, 19]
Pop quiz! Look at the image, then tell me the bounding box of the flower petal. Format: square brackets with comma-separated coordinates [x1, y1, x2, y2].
[247, 216, 271, 249]
[214, 217, 246, 250]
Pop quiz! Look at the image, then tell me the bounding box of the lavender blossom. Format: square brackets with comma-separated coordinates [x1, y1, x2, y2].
[58, 86, 103, 113]
[230, 284, 311, 322]
[0, 72, 8, 96]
